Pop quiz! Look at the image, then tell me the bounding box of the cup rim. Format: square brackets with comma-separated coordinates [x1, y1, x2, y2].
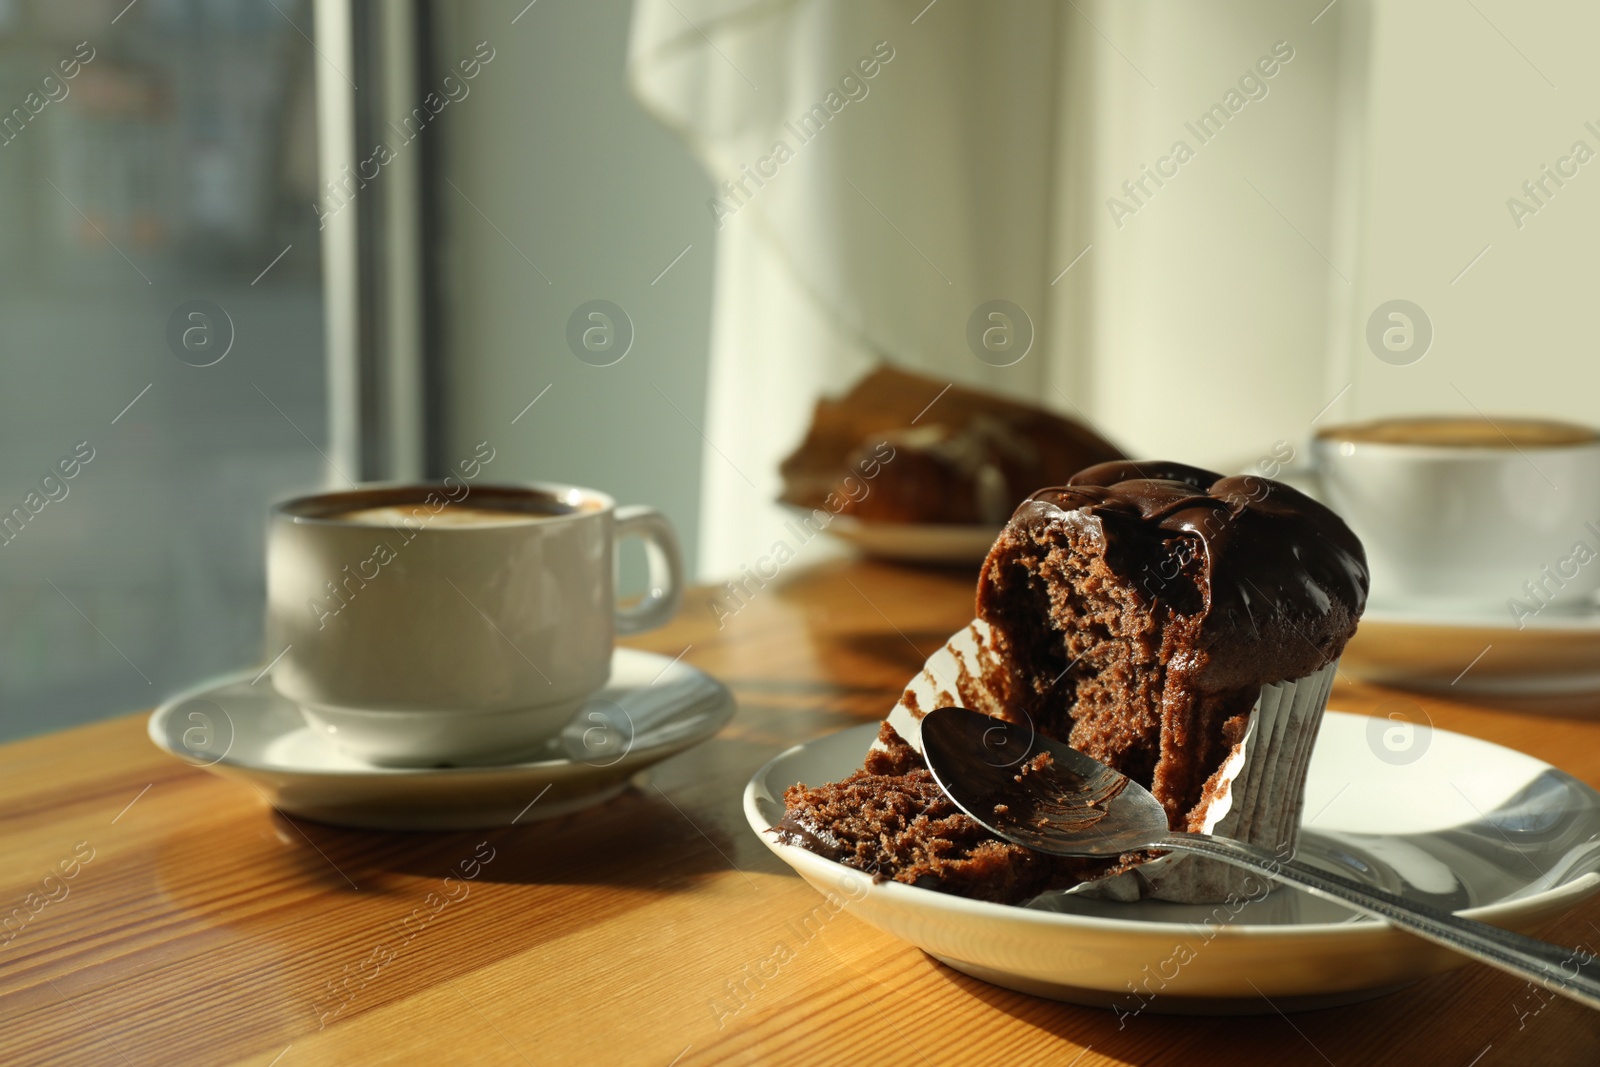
[1314, 418, 1600, 455]
[1312, 435, 1600, 457]
[271, 480, 617, 528]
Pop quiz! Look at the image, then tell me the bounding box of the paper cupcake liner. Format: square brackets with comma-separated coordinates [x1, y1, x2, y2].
[881, 619, 1338, 904]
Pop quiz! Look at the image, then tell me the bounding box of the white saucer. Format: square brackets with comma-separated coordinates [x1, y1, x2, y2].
[1343, 602, 1600, 693]
[150, 648, 735, 830]
[810, 512, 1001, 564]
[745, 712, 1600, 1012]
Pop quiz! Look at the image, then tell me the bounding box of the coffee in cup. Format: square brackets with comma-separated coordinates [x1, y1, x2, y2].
[265, 482, 683, 765]
[1324, 417, 1598, 449]
[332, 503, 573, 527]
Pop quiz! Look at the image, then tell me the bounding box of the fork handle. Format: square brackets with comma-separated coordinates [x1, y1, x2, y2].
[1156, 832, 1600, 1011]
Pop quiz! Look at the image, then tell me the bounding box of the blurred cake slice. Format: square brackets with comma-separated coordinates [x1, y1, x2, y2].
[779, 366, 1123, 525]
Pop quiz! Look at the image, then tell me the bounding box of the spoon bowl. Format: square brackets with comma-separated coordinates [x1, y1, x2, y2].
[922, 700, 1168, 857]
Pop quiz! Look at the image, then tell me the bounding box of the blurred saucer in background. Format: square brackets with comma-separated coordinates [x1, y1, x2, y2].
[1344, 603, 1600, 694]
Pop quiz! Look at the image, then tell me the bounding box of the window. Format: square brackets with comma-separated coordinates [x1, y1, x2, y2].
[0, 0, 326, 738]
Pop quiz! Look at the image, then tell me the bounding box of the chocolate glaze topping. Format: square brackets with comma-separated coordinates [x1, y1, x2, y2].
[1017, 460, 1368, 690]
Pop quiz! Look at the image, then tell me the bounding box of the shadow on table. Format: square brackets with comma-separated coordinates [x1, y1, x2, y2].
[816, 630, 962, 677]
[147, 768, 764, 922]
[1409, 686, 1600, 721]
[267, 783, 742, 891]
[137, 774, 761, 1042]
[926, 950, 1589, 1064]
[934, 956, 1343, 1060]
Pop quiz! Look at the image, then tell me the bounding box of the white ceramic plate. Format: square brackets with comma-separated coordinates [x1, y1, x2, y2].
[745, 712, 1600, 1013]
[150, 648, 735, 830]
[811, 513, 1001, 564]
[1343, 603, 1600, 693]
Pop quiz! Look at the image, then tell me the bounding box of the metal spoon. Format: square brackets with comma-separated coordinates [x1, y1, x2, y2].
[920, 706, 1600, 1011]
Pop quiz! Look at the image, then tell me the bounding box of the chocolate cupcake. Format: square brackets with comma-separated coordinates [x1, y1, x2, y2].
[779, 461, 1369, 904]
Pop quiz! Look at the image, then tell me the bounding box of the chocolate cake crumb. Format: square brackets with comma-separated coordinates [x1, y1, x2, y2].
[1014, 752, 1053, 783]
[776, 724, 1109, 903]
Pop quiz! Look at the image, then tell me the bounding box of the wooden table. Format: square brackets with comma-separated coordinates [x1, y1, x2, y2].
[3, 559, 1600, 1065]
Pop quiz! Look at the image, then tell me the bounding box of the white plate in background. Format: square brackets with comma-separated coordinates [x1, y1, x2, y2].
[802, 511, 1000, 564]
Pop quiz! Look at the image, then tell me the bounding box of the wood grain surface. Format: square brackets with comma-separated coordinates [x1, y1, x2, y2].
[2, 559, 1599, 1066]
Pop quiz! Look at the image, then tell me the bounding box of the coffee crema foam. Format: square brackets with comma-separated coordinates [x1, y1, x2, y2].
[332, 504, 559, 529]
[1321, 416, 1599, 449]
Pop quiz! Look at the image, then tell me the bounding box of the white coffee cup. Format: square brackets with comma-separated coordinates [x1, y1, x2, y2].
[265, 482, 683, 765]
[1294, 417, 1600, 618]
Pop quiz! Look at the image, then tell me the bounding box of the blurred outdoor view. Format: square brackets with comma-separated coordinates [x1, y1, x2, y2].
[0, 0, 325, 736]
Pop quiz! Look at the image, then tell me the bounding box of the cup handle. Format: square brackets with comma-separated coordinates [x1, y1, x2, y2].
[613, 505, 685, 635]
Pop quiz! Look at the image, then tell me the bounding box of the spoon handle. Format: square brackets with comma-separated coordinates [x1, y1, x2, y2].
[1157, 832, 1600, 1011]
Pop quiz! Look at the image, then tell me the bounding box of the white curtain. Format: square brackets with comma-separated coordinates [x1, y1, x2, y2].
[629, 0, 1359, 578]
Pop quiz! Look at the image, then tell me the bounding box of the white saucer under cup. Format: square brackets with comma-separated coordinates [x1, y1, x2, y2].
[264, 480, 684, 767]
[149, 648, 735, 831]
[1344, 602, 1600, 693]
